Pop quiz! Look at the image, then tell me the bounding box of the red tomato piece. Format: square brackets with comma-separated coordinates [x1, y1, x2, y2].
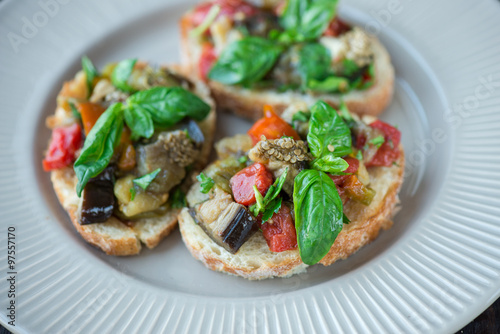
[261, 205, 298, 252]
[328, 157, 359, 186]
[199, 43, 218, 81]
[323, 17, 351, 37]
[190, 0, 258, 27]
[247, 105, 301, 145]
[229, 163, 273, 206]
[42, 123, 83, 171]
[366, 120, 401, 167]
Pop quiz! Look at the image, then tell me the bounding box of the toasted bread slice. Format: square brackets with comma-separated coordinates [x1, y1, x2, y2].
[178, 148, 404, 279]
[47, 67, 216, 256]
[179, 14, 394, 120]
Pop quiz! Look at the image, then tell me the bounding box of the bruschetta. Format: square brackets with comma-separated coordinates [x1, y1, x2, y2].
[179, 101, 404, 279]
[43, 58, 216, 255]
[179, 0, 395, 119]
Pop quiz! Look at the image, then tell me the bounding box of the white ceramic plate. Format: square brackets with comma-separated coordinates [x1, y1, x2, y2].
[1, 0, 500, 333]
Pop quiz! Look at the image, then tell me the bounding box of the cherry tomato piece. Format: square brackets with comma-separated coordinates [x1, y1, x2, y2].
[366, 120, 401, 167]
[261, 205, 298, 252]
[323, 17, 351, 37]
[42, 123, 83, 171]
[247, 105, 301, 145]
[230, 162, 273, 206]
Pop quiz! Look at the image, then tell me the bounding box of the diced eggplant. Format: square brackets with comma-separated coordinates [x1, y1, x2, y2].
[190, 202, 258, 254]
[80, 167, 116, 225]
[176, 119, 205, 148]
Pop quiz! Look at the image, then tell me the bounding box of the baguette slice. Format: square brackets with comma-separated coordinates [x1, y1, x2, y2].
[179, 13, 394, 120]
[178, 148, 404, 279]
[47, 67, 216, 256]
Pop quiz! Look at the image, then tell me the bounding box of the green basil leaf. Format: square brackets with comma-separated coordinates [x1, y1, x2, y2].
[311, 155, 349, 173]
[208, 37, 283, 85]
[124, 106, 154, 140]
[197, 173, 215, 194]
[82, 56, 98, 98]
[292, 110, 311, 123]
[262, 197, 282, 222]
[280, 0, 338, 41]
[126, 86, 210, 127]
[170, 188, 187, 209]
[343, 213, 350, 224]
[339, 100, 356, 129]
[298, 43, 331, 88]
[263, 167, 288, 204]
[356, 150, 363, 160]
[293, 169, 343, 265]
[307, 76, 350, 92]
[74, 103, 124, 197]
[299, 0, 338, 39]
[308, 101, 352, 159]
[111, 58, 137, 93]
[133, 168, 161, 190]
[342, 59, 361, 77]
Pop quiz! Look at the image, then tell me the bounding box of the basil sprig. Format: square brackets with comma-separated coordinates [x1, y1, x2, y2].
[297, 43, 331, 89]
[209, 37, 283, 85]
[250, 167, 288, 221]
[293, 169, 343, 265]
[74, 103, 124, 196]
[280, 0, 338, 41]
[74, 85, 211, 196]
[111, 58, 137, 93]
[81, 56, 99, 98]
[307, 101, 352, 174]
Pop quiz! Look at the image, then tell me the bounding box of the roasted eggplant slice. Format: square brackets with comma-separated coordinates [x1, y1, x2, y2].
[177, 118, 205, 148]
[191, 202, 258, 254]
[80, 167, 116, 225]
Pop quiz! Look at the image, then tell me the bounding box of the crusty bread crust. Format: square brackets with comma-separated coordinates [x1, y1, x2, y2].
[47, 67, 216, 256]
[179, 147, 404, 279]
[179, 14, 395, 119]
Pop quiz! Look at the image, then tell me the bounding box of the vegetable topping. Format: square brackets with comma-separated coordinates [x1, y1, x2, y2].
[230, 162, 273, 206]
[247, 105, 300, 144]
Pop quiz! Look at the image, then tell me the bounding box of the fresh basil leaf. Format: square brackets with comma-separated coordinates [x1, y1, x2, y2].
[74, 103, 124, 196]
[369, 135, 385, 148]
[133, 168, 161, 190]
[308, 101, 352, 159]
[252, 185, 265, 215]
[339, 100, 356, 129]
[311, 155, 349, 173]
[208, 37, 283, 85]
[82, 56, 98, 98]
[197, 173, 215, 194]
[262, 197, 282, 222]
[299, 0, 338, 40]
[124, 106, 154, 140]
[238, 156, 248, 164]
[111, 58, 137, 93]
[126, 86, 210, 127]
[280, 0, 338, 41]
[343, 213, 350, 224]
[307, 76, 350, 93]
[356, 150, 363, 160]
[69, 102, 81, 121]
[170, 188, 187, 209]
[298, 43, 331, 88]
[293, 169, 343, 265]
[292, 110, 311, 123]
[342, 59, 361, 77]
